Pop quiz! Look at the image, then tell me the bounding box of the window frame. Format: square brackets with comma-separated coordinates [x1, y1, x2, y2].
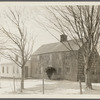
[2, 66, 4, 73]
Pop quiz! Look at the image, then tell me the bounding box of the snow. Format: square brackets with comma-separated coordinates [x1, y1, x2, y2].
[0, 79, 100, 96]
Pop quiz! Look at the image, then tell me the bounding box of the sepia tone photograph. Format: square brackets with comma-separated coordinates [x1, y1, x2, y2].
[0, 2, 100, 98]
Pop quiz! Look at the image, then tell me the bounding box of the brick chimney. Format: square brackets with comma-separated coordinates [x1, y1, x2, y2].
[60, 34, 67, 42]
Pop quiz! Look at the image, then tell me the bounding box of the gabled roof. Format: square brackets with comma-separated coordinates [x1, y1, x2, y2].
[33, 39, 82, 55]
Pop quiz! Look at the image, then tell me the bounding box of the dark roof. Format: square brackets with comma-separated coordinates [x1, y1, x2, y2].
[33, 39, 82, 55]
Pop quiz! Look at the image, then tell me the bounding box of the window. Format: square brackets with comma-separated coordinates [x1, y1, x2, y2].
[92, 71, 95, 75]
[17, 68, 19, 74]
[37, 56, 40, 60]
[35, 68, 38, 74]
[7, 67, 8, 73]
[66, 67, 70, 72]
[39, 68, 41, 74]
[58, 68, 62, 74]
[15, 55, 18, 61]
[59, 54, 61, 60]
[49, 54, 52, 64]
[91, 67, 97, 75]
[98, 72, 100, 75]
[92, 69, 97, 75]
[13, 67, 15, 73]
[2, 67, 4, 73]
[50, 54, 52, 61]
[65, 67, 70, 74]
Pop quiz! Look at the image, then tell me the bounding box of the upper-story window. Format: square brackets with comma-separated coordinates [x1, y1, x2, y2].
[49, 54, 52, 65]
[37, 56, 40, 61]
[98, 71, 100, 75]
[59, 53, 62, 60]
[50, 54, 52, 60]
[35, 68, 38, 74]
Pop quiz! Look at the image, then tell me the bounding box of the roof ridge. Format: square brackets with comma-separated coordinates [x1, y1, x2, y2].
[33, 40, 81, 55]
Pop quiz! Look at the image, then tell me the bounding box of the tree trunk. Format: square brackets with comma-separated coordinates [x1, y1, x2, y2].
[84, 65, 92, 89]
[21, 66, 25, 92]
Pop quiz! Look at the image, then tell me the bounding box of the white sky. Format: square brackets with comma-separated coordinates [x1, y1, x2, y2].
[0, 4, 60, 53]
[0, 2, 100, 51]
[0, 2, 100, 62]
[0, 2, 60, 62]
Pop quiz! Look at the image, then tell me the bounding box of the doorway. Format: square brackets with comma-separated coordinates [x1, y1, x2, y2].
[45, 67, 56, 80]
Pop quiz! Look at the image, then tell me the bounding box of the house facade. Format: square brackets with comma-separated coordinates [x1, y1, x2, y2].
[0, 60, 31, 78]
[0, 61, 21, 78]
[77, 48, 100, 82]
[31, 34, 100, 82]
[31, 51, 78, 81]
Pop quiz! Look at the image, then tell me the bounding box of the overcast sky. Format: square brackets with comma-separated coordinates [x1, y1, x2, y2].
[0, 2, 100, 62]
[0, 2, 99, 52]
[0, 2, 60, 62]
[0, 4, 60, 54]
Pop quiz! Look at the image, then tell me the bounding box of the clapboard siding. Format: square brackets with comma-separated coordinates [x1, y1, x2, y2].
[77, 48, 100, 82]
[31, 51, 78, 80]
[31, 48, 100, 82]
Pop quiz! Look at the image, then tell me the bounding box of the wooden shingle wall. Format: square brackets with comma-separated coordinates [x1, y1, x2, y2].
[77, 48, 100, 83]
[31, 51, 78, 81]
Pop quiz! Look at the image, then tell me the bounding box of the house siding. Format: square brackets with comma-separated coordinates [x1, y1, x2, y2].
[31, 48, 100, 82]
[77, 48, 100, 82]
[0, 63, 21, 78]
[0, 61, 31, 79]
[31, 51, 78, 81]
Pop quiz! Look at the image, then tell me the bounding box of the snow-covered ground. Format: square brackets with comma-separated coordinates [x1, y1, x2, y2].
[0, 78, 100, 96]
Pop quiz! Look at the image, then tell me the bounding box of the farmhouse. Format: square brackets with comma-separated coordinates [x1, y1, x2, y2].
[31, 34, 100, 82]
[1, 34, 100, 82]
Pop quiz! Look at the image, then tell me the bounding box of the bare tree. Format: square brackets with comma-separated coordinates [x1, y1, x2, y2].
[37, 6, 100, 89]
[0, 8, 35, 92]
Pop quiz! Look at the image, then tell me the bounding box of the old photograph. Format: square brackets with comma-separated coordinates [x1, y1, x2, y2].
[0, 2, 100, 97]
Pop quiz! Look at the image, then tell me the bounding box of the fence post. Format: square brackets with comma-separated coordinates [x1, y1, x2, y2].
[41, 67, 44, 94]
[13, 75, 16, 93]
[79, 79, 82, 94]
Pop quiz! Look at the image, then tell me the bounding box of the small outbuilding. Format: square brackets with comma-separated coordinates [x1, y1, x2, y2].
[0, 60, 31, 79]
